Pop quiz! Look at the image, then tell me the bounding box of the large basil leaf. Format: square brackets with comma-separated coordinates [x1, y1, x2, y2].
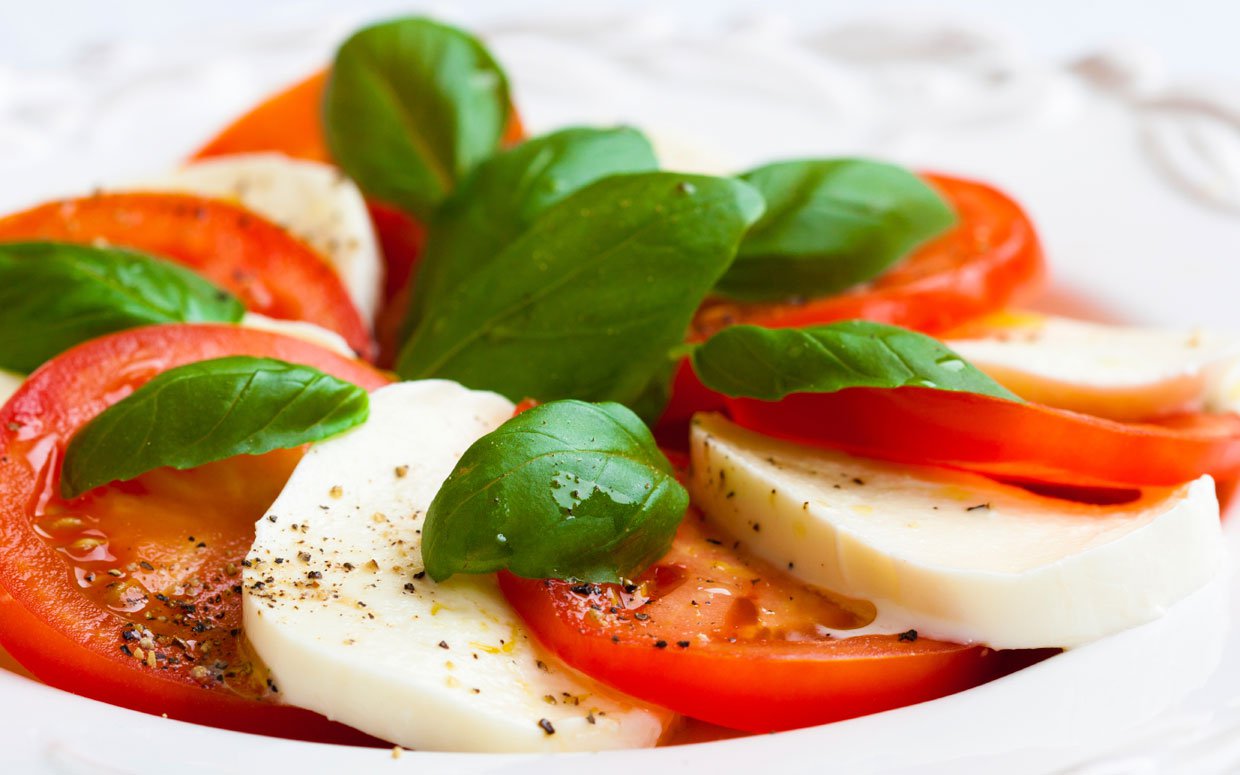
[61, 357, 368, 498]
[403, 126, 659, 338]
[396, 172, 763, 414]
[422, 400, 687, 583]
[691, 321, 1020, 401]
[324, 17, 510, 220]
[0, 241, 244, 373]
[715, 159, 956, 301]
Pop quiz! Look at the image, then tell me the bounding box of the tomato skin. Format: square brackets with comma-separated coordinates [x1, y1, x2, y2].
[0, 192, 375, 361]
[500, 516, 1051, 733]
[692, 174, 1045, 339]
[0, 324, 389, 742]
[194, 71, 334, 163]
[727, 388, 1240, 488]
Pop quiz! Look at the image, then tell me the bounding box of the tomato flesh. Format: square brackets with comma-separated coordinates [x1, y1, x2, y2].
[692, 174, 1045, 339]
[727, 388, 1240, 488]
[0, 324, 389, 741]
[501, 512, 1052, 733]
[0, 192, 375, 360]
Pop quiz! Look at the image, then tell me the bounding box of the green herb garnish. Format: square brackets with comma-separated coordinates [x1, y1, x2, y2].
[715, 159, 956, 301]
[0, 241, 244, 373]
[691, 321, 1020, 401]
[61, 357, 369, 498]
[422, 400, 687, 583]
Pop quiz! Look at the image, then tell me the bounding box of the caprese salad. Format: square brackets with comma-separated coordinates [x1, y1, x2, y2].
[0, 15, 1235, 753]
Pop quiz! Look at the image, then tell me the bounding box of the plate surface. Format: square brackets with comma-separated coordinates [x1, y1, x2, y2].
[1, 5, 1239, 773]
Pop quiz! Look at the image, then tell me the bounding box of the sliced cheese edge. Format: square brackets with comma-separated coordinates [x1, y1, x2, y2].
[134, 152, 383, 326]
[947, 313, 1240, 421]
[243, 380, 670, 752]
[688, 413, 1222, 650]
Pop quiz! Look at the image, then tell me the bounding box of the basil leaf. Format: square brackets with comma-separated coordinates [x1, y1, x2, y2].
[396, 172, 763, 416]
[715, 159, 956, 301]
[324, 17, 511, 220]
[691, 321, 1020, 401]
[403, 126, 659, 338]
[0, 241, 244, 373]
[422, 400, 687, 583]
[61, 357, 368, 498]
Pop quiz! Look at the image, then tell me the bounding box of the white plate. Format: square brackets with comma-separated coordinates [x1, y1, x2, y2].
[2, 6, 1239, 773]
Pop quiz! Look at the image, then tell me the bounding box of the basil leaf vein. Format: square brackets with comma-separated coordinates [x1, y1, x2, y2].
[0, 241, 244, 373]
[403, 126, 659, 338]
[422, 400, 687, 583]
[61, 356, 368, 498]
[691, 321, 1020, 401]
[396, 172, 764, 417]
[715, 159, 956, 301]
[324, 17, 511, 220]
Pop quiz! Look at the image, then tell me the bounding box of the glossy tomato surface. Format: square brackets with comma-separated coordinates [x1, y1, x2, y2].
[692, 174, 1045, 339]
[727, 388, 1240, 488]
[502, 512, 1052, 733]
[0, 192, 374, 360]
[0, 324, 389, 742]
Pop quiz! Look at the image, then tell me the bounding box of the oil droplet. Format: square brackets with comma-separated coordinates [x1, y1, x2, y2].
[63, 531, 115, 563]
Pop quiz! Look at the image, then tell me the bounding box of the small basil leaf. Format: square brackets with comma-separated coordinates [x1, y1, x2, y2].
[715, 159, 956, 301]
[0, 241, 244, 373]
[422, 400, 687, 583]
[691, 321, 1020, 401]
[324, 17, 511, 220]
[403, 126, 659, 338]
[396, 172, 764, 416]
[61, 357, 368, 498]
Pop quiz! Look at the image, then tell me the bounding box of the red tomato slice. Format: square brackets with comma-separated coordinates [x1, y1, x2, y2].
[727, 388, 1240, 488]
[0, 324, 390, 742]
[194, 71, 334, 163]
[692, 174, 1046, 339]
[0, 192, 375, 361]
[501, 512, 1051, 733]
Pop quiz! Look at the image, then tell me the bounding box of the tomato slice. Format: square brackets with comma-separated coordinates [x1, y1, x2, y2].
[0, 192, 375, 361]
[692, 174, 1046, 339]
[0, 324, 390, 741]
[727, 388, 1240, 488]
[194, 71, 334, 163]
[501, 512, 1051, 733]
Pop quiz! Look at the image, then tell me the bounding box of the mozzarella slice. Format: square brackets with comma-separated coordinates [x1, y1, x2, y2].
[947, 313, 1240, 421]
[688, 413, 1222, 649]
[0, 369, 21, 406]
[238, 312, 354, 358]
[136, 153, 382, 325]
[244, 381, 670, 752]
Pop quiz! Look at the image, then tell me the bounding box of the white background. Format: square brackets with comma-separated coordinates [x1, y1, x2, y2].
[2, 0, 1238, 75]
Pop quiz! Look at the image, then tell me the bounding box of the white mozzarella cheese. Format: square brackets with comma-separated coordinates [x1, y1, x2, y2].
[947, 313, 1240, 421]
[135, 153, 382, 325]
[244, 381, 670, 752]
[688, 413, 1222, 650]
[0, 370, 21, 406]
[238, 312, 355, 358]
